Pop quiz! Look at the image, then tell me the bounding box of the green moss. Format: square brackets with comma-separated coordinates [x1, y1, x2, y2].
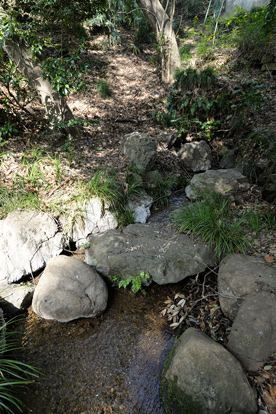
[160, 338, 203, 414]
[160, 375, 203, 414]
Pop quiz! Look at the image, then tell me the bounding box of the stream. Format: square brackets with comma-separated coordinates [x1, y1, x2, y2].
[17, 194, 189, 414]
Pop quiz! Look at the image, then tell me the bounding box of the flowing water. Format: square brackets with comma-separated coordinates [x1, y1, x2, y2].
[17, 195, 188, 414]
[19, 283, 180, 414]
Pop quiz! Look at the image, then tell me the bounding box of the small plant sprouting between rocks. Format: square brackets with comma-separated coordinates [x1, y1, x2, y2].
[107, 272, 150, 295]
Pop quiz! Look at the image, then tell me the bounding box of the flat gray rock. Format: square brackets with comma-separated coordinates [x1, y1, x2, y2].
[32, 256, 108, 322]
[185, 168, 250, 201]
[218, 254, 276, 320]
[0, 210, 64, 283]
[85, 223, 217, 285]
[228, 291, 276, 372]
[160, 327, 257, 414]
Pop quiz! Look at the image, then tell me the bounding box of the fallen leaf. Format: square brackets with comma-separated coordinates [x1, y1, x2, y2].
[265, 255, 274, 264]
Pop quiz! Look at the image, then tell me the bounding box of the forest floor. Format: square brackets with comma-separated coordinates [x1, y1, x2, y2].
[2, 21, 276, 414]
[1, 25, 275, 258]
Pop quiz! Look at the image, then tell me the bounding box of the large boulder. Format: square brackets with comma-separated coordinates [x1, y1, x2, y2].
[218, 254, 276, 320]
[120, 132, 157, 172]
[0, 282, 34, 315]
[0, 210, 64, 283]
[178, 141, 212, 172]
[227, 291, 276, 372]
[185, 169, 250, 201]
[85, 223, 216, 285]
[32, 256, 108, 322]
[160, 328, 257, 414]
[61, 197, 118, 248]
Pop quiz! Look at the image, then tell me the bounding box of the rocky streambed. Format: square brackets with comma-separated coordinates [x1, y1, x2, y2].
[17, 282, 178, 414]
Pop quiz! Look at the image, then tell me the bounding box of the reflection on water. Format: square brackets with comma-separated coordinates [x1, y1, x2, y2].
[19, 284, 176, 414]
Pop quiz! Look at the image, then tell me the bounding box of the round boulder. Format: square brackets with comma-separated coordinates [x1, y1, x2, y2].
[32, 256, 108, 322]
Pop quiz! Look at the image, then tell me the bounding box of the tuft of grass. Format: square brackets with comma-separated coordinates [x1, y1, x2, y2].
[171, 192, 250, 260]
[0, 316, 38, 413]
[244, 208, 263, 235]
[0, 185, 41, 219]
[96, 81, 112, 98]
[83, 169, 134, 227]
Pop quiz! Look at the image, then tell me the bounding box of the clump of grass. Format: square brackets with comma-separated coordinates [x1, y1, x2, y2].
[96, 81, 112, 98]
[0, 185, 41, 219]
[83, 169, 134, 227]
[171, 192, 250, 260]
[0, 317, 38, 413]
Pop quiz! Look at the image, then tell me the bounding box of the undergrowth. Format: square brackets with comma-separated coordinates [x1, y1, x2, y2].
[172, 192, 246, 260]
[107, 271, 150, 295]
[172, 191, 276, 260]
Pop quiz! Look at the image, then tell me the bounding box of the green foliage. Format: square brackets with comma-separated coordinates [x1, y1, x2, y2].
[0, 0, 105, 123]
[134, 15, 155, 46]
[0, 185, 41, 219]
[0, 123, 17, 141]
[0, 53, 35, 117]
[244, 208, 263, 235]
[179, 44, 193, 62]
[181, 0, 202, 16]
[41, 48, 89, 97]
[171, 192, 250, 260]
[83, 169, 134, 227]
[0, 317, 38, 413]
[96, 81, 112, 98]
[262, 210, 276, 230]
[107, 271, 150, 295]
[173, 67, 217, 90]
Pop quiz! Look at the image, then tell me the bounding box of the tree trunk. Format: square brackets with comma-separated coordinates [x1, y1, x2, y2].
[136, 0, 181, 82]
[3, 37, 80, 137]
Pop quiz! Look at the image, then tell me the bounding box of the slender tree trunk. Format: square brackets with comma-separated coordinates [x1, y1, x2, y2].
[3, 37, 80, 137]
[136, 0, 181, 82]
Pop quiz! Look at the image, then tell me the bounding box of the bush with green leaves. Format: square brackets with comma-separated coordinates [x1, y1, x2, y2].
[171, 192, 250, 260]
